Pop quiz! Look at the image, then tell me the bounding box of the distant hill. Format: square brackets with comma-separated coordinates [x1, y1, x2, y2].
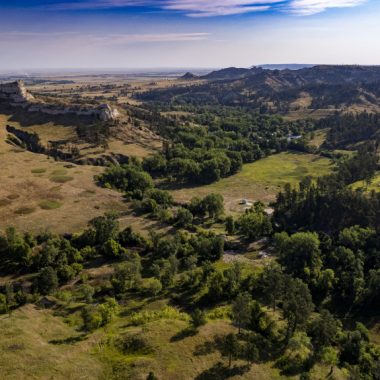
[180, 72, 198, 80]
[138, 65, 380, 115]
[258, 64, 316, 70]
[201, 66, 263, 81]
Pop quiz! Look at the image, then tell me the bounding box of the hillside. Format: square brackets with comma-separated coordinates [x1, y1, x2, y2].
[137, 65, 380, 115]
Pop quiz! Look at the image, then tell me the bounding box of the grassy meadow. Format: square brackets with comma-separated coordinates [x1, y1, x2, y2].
[171, 152, 333, 211]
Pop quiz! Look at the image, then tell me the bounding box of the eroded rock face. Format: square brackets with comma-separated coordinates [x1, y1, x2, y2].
[0, 80, 119, 122]
[0, 80, 35, 103]
[98, 104, 120, 122]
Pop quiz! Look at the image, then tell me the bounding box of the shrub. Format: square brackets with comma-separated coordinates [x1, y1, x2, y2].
[129, 306, 189, 326]
[115, 333, 153, 355]
[142, 278, 162, 296]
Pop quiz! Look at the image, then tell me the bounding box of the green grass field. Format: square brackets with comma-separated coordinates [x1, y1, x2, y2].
[171, 152, 332, 211]
[351, 172, 380, 192]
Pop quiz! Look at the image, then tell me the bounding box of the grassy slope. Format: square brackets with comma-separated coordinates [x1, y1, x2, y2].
[0, 298, 350, 380]
[351, 172, 380, 192]
[171, 152, 332, 212]
[0, 114, 130, 234]
[0, 304, 104, 380]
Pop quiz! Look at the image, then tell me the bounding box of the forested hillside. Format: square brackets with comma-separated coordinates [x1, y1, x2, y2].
[137, 65, 380, 114]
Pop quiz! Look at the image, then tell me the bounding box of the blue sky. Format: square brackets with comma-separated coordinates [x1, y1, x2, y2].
[0, 0, 379, 70]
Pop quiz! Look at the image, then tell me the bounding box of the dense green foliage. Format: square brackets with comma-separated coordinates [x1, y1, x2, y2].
[317, 112, 380, 149]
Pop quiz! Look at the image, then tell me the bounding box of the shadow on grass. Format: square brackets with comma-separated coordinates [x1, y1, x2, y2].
[170, 327, 197, 342]
[193, 340, 216, 356]
[49, 333, 87, 345]
[195, 362, 251, 380]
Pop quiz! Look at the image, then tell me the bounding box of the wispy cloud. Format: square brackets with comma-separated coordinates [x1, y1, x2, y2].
[288, 0, 367, 15]
[161, 1, 280, 17]
[0, 31, 210, 44]
[29, 0, 369, 17]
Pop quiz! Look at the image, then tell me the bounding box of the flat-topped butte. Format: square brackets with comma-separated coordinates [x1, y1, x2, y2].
[0, 80, 119, 122]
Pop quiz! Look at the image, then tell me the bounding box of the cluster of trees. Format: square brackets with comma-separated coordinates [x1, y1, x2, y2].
[225, 201, 272, 240]
[193, 271, 380, 378]
[97, 159, 154, 199]
[136, 191, 225, 231]
[274, 145, 379, 233]
[129, 103, 310, 184]
[318, 112, 380, 149]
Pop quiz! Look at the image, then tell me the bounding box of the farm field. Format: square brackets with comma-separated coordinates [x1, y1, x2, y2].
[170, 152, 333, 211]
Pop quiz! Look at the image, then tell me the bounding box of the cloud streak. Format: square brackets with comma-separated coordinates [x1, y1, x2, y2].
[30, 0, 369, 17]
[0, 31, 210, 44]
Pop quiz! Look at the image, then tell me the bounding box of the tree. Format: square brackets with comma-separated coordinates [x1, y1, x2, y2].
[237, 203, 272, 241]
[80, 284, 95, 303]
[112, 256, 142, 295]
[225, 216, 236, 234]
[278, 332, 313, 374]
[224, 262, 243, 298]
[232, 292, 252, 334]
[259, 262, 284, 311]
[320, 346, 339, 378]
[308, 309, 340, 354]
[101, 239, 124, 258]
[98, 297, 119, 326]
[36, 266, 59, 295]
[174, 207, 193, 228]
[202, 194, 224, 219]
[275, 231, 322, 282]
[82, 305, 102, 331]
[146, 372, 159, 380]
[190, 309, 207, 329]
[146, 189, 173, 208]
[282, 278, 314, 339]
[214, 333, 241, 367]
[88, 213, 119, 245]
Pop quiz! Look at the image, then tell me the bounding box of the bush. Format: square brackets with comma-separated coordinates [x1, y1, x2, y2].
[190, 309, 207, 328]
[129, 307, 189, 326]
[174, 207, 194, 228]
[142, 278, 162, 296]
[115, 333, 153, 355]
[82, 305, 102, 331]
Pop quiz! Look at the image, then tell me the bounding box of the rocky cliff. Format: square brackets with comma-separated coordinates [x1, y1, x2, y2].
[0, 80, 119, 122]
[0, 80, 35, 103]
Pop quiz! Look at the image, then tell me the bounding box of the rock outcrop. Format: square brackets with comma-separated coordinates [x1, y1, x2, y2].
[0, 80, 119, 122]
[0, 80, 35, 103]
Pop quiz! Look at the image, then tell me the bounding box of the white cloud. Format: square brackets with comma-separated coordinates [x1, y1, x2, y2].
[288, 0, 367, 15]
[162, 0, 279, 17]
[37, 0, 369, 16]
